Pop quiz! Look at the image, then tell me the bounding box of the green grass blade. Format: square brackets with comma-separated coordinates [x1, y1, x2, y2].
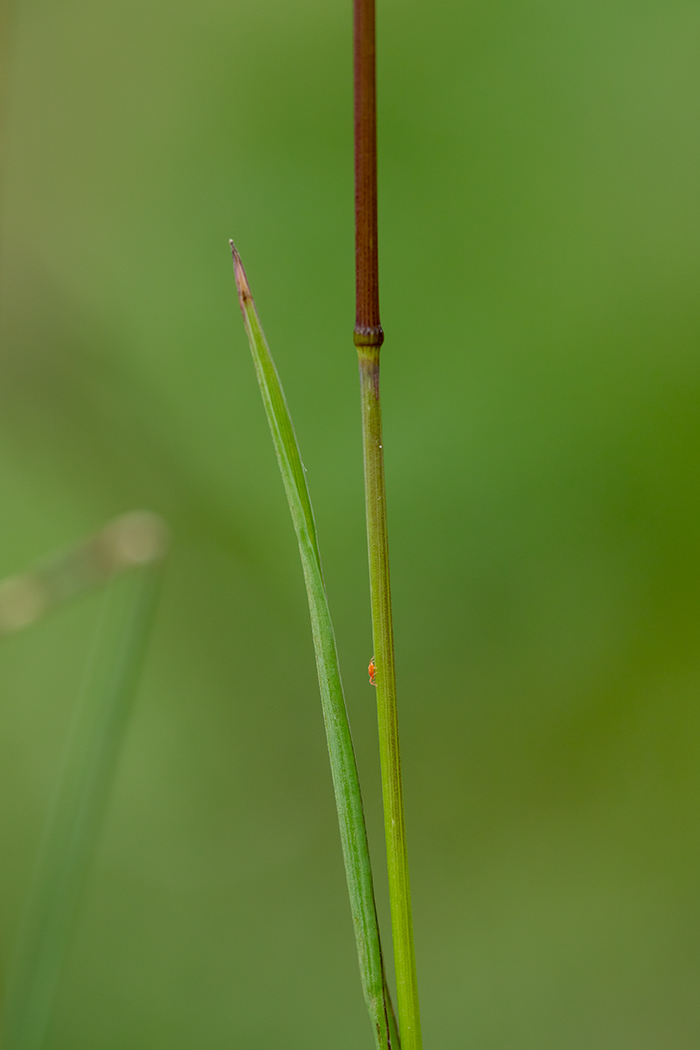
[0, 515, 168, 1050]
[231, 242, 397, 1050]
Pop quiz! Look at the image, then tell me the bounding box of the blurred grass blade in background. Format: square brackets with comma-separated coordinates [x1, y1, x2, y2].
[0, 512, 169, 638]
[0, 512, 168, 1050]
[231, 243, 398, 1050]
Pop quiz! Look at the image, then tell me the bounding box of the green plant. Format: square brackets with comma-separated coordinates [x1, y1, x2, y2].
[230, 5, 422, 1047]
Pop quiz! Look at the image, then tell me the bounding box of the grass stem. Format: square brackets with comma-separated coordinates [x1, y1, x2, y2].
[357, 348, 422, 1050]
[354, 1, 423, 1046]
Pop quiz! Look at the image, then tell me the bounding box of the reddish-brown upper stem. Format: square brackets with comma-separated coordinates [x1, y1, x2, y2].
[354, 0, 383, 348]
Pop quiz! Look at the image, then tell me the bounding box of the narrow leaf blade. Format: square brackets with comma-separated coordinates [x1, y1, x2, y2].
[231, 243, 397, 1050]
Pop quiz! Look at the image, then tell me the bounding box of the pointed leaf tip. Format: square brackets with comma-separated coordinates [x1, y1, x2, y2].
[229, 239, 252, 309]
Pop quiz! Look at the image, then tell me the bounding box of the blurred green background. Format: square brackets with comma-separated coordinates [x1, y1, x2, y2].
[1, 0, 700, 1046]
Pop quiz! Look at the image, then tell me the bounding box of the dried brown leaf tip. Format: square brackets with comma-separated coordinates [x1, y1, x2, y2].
[229, 240, 253, 308]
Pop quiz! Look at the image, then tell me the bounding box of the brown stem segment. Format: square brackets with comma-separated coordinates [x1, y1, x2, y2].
[354, 0, 383, 347]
